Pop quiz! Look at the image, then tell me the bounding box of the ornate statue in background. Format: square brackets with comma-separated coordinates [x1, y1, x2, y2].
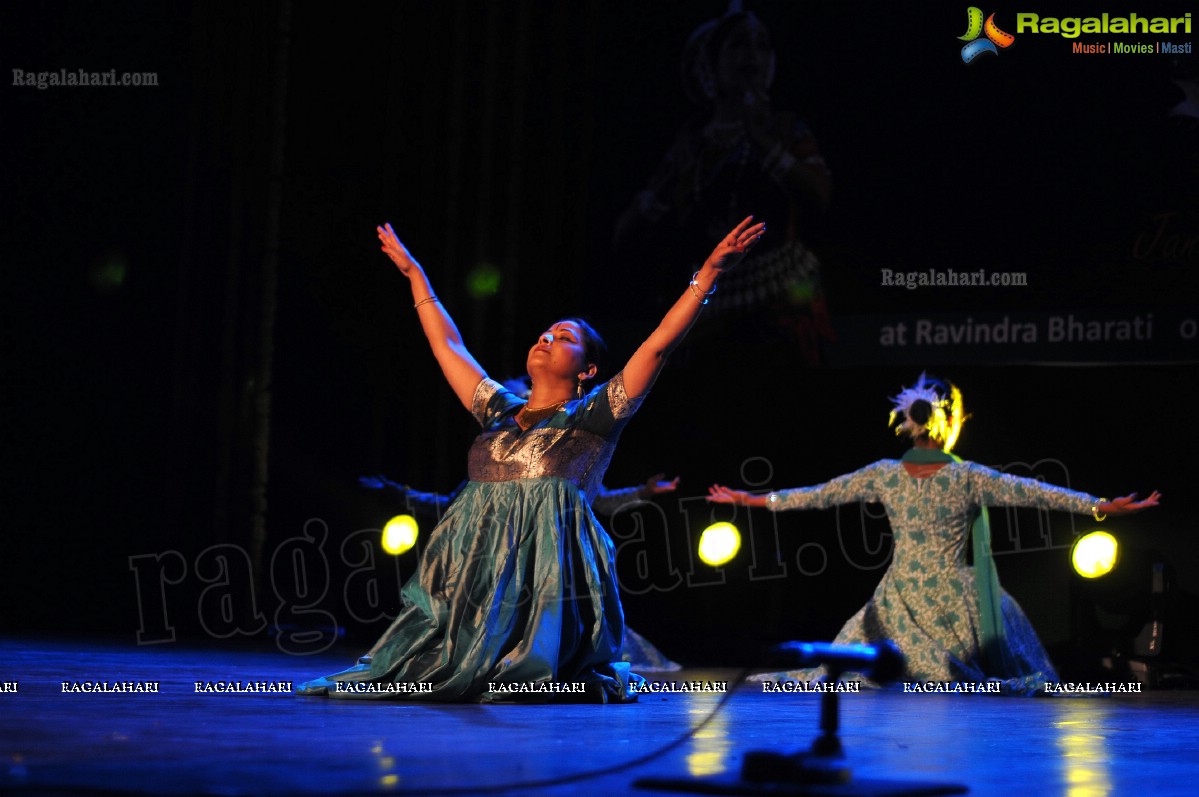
[615, 2, 834, 362]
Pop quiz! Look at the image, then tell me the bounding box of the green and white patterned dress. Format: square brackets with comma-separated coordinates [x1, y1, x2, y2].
[766, 459, 1097, 694]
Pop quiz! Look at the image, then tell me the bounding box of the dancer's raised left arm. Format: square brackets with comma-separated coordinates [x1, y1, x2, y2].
[621, 216, 766, 399]
[966, 464, 1161, 518]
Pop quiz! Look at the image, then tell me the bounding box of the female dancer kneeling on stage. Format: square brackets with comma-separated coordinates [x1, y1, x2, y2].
[298, 215, 765, 702]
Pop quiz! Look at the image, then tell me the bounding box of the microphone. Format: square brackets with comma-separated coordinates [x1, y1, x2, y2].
[767, 640, 905, 683]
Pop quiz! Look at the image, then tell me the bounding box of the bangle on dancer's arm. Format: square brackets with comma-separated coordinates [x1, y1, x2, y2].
[688, 271, 718, 305]
[1092, 498, 1108, 522]
[767, 492, 780, 509]
[414, 295, 439, 309]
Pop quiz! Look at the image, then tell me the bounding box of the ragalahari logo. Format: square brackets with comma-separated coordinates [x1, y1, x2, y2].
[959, 7, 1016, 62]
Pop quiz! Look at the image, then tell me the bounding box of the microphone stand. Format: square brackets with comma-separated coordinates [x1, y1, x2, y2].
[634, 645, 968, 796]
[738, 663, 852, 786]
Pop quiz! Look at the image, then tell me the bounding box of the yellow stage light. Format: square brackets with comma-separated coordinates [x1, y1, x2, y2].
[382, 515, 419, 555]
[1072, 530, 1119, 579]
[698, 522, 741, 567]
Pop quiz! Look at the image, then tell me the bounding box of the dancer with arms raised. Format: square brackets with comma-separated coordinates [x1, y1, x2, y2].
[299, 215, 764, 702]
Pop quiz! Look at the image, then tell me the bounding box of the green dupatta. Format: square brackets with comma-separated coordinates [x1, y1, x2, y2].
[901, 447, 1016, 677]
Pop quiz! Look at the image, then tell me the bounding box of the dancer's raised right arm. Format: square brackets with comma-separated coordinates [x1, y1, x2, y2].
[378, 222, 486, 410]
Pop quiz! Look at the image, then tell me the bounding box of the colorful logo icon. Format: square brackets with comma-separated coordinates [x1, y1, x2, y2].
[959, 7, 1015, 62]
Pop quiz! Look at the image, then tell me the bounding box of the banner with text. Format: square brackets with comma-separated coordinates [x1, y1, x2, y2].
[827, 307, 1199, 366]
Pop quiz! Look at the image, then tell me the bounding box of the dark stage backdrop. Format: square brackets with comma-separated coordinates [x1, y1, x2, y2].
[3, 1, 1196, 669]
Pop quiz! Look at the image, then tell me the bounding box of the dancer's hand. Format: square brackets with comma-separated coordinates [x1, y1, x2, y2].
[1100, 491, 1162, 516]
[377, 222, 421, 278]
[642, 474, 681, 498]
[703, 216, 766, 273]
[707, 484, 756, 506]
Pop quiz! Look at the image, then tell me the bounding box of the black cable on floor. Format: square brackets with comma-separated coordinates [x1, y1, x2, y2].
[415, 667, 756, 795]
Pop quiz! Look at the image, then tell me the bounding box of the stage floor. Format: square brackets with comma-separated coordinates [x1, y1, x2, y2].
[2, 636, 1198, 796]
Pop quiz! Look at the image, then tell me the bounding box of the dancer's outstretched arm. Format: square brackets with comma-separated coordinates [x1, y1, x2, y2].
[622, 216, 766, 399]
[377, 222, 486, 410]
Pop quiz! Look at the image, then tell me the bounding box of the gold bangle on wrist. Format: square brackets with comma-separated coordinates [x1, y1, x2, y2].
[1092, 498, 1108, 522]
[414, 295, 439, 309]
